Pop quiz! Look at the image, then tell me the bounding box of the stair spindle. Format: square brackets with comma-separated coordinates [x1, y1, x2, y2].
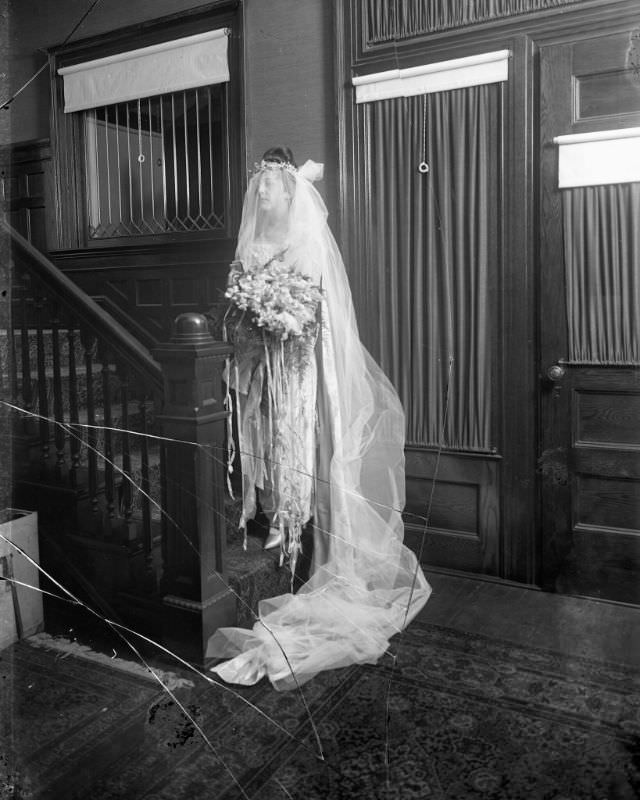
[139, 397, 154, 582]
[160, 440, 168, 554]
[18, 277, 34, 415]
[118, 366, 134, 539]
[34, 294, 50, 471]
[67, 325, 81, 487]
[0, 326, 5, 400]
[0, 321, 9, 401]
[81, 331, 99, 514]
[51, 307, 66, 479]
[100, 345, 115, 521]
[6, 317, 18, 405]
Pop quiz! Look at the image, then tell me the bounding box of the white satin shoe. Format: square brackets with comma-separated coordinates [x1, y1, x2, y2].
[264, 527, 282, 550]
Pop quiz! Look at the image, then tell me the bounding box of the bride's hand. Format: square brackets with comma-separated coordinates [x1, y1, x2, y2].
[228, 260, 244, 285]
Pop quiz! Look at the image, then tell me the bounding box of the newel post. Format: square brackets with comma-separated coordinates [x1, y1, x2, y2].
[152, 313, 235, 665]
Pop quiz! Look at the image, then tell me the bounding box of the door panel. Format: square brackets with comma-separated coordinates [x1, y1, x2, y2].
[572, 32, 640, 126]
[403, 449, 500, 574]
[539, 31, 640, 604]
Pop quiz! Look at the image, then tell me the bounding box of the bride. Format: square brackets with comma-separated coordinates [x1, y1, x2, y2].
[207, 147, 431, 690]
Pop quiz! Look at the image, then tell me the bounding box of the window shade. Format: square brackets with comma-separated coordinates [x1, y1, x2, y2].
[352, 50, 509, 104]
[58, 28, 230, 113]
[554, 128, 640, 188]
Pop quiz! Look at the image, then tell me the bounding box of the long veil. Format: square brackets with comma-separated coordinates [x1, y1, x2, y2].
[207, 160, 431, 690]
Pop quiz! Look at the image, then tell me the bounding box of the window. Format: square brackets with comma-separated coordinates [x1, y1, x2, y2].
[49, 4, 241, 249]
[84, 86, 227, 239]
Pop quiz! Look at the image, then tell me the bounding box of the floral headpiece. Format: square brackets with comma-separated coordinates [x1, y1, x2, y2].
[251, 159, 324, 183]
[254, 159, 298, 175]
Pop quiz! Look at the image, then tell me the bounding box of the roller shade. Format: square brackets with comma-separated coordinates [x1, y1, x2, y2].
[554, 128, 640, 188]
[58, 28, 230, 113]
[352, 50, 509, 104]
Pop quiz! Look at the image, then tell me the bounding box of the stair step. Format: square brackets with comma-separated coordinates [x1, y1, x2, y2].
[225, 534, 296, 626]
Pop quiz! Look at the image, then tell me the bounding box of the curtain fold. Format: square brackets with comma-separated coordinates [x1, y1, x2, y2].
[563, 183, 640, 364]
[361, 83, 499, 451]
[365, 0, 574, 43]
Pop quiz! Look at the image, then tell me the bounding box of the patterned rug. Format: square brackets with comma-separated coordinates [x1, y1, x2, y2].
[255, 624, 640, 800]
[0, 640, 163, 800]
[2, 623, 639, 799]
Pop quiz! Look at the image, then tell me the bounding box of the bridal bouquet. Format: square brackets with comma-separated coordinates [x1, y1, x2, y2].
[225, 253, 322, 344]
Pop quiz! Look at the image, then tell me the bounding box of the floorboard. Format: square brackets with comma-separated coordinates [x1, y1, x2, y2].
[419, 571, 640, 668]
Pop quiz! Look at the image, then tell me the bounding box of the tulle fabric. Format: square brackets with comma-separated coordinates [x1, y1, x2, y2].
[207, 160, 431, 690]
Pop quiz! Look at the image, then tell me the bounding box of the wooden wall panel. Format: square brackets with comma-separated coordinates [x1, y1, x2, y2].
[0, 141, 53, 251]
[568, 528, 640, 602]
[571, 29, 640, 130]
[576, 475, 640, 530]
[558, 368, 640, 601]
[51, 244, 233, 346]
[576, 391, 640, 445]
[404, 449, 501, 574]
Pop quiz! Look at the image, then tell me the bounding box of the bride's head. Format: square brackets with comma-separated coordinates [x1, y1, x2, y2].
[237, 146, 329, 259]
[254, 147, 297, 240]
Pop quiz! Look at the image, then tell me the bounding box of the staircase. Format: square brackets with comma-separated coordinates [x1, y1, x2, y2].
[2, 221, 288, 665]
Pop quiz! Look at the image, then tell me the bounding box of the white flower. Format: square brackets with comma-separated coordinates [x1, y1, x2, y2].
[226, 255, 322, 343]
[280, 312, 302, 336]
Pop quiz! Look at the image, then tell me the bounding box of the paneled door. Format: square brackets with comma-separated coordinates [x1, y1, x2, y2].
[539, 29, 640, 604]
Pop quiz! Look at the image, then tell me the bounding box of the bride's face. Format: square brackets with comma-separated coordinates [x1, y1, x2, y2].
[257, 170, 290, 221]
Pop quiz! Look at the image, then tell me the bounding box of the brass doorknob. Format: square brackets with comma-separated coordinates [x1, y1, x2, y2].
[545, 363, 566, 382]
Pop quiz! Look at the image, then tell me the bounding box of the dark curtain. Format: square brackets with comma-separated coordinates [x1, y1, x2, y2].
[365, 0, 574, 42]
[359, 83, 500, 451]
[563, 182, 640, 364]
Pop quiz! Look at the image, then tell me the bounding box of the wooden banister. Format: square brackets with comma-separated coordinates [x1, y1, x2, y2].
[3, 220, 162, 391]
[3, 221, 238, 663]
[152, 313, 236, 664]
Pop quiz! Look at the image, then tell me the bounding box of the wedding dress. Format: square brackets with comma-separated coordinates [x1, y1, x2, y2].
[207, 158, 431, 690]
[226, 239, 317, 561]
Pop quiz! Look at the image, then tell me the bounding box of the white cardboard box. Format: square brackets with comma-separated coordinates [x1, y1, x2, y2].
[0, 509, 43, 651]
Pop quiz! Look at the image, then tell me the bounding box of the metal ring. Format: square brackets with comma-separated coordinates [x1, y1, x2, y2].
[138, 153, 146, 164]
[418, 161, 429, 174]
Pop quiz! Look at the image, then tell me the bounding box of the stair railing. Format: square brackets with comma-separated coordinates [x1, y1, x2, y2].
[2, 220, 235, 661]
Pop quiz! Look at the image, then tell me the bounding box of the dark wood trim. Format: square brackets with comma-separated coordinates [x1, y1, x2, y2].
[48, 1, 240, 63]
[334, 0, 352, 261]
[425, 564, 542, 591]
[49, 238, 236, 266]
[538, 40, 573, 590]
[0, 139, 51, 165]
[500, 34, 539, 584]
[349, 0, 640, 73]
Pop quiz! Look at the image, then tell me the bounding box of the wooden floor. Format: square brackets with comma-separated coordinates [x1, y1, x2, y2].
[419, 570, 640, 669]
